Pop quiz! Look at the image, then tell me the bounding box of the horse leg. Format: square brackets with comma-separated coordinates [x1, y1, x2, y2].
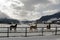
[10, 27, 12, 31]
[14, 28, 16, 32]
[35, 27, 38, 31]
[33, 28, 38, 32]
[29, 29, 33, 32]
[29, 27, 33, 32]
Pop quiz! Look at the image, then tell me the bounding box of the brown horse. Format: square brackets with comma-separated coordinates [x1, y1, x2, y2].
[29, 22, 38, 32]
[10, 24, 17, 32]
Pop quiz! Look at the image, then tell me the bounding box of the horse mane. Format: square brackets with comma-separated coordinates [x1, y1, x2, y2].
[15, 24, 17, 27]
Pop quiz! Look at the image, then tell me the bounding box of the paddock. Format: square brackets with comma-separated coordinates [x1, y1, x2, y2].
[0, 24, 60, 37]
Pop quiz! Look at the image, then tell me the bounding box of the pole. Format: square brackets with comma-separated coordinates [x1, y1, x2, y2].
[25, 27, 27, 37]
[42, 27, 44, 36]
[55, 27, 57, 35]
[7, 27, 9, 37]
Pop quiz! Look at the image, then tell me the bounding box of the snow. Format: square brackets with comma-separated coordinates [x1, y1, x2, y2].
[0, 35, 60, 40]
[0, 24, 60, 40]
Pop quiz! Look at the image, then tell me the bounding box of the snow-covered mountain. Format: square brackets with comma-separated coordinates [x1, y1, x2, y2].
[37, 12, 60, 23]
[0, 11, 20, 24]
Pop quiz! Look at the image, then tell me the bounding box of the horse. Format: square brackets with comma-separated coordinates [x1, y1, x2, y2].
[46, 24, 51, 29]
[46, 23, 52, 32]
[10, 24, 17, 32]
[29, 22, 38, 32]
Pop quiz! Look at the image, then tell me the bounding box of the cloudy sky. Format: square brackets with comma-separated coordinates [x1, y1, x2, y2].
[0, 0, 60, 21]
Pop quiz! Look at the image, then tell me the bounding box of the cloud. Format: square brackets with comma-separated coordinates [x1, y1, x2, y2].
[0, 0, 24, 20]
[42, 9, 59, 15]
[48, 0, 60, 4]
[20, 0, 50, 11]
[0, 0, 60, 21]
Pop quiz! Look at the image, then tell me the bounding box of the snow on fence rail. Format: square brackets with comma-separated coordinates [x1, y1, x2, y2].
[0, 27, 59, 37]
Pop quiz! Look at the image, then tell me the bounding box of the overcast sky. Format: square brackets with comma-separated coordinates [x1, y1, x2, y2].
[0, 0, 60, 21]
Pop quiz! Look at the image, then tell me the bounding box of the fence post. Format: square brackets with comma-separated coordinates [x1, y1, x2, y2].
[42, 27, 44, 36]
[55, 27, 57, 35]
[25, 27, 27, 37]
[7, 27, 9, 37]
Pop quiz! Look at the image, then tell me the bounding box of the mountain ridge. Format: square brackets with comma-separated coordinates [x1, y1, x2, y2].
[0, 11, 20, 24]
[37, 12, 60, 23]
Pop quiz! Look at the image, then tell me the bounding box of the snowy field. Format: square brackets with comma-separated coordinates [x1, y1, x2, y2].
[0, 24, 60, 40]
[0, 34, 60, 40]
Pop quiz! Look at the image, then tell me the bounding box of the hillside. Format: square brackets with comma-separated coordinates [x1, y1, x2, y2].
[37, 12, 60, 23]
[0, 11, 20, 24]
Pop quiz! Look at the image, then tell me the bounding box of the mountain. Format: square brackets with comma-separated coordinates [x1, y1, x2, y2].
[21, 20, 35, 24]
[0, 18, 20, 24]
[0, 11, 20, 24]
[37, 12, 60, 23]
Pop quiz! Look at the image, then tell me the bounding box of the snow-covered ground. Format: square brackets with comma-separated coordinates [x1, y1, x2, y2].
[0, 35, 60, 40]
[0, 24, 60, 40]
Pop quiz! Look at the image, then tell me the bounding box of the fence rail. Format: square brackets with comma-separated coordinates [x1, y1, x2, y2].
[0, 27, 59, 37]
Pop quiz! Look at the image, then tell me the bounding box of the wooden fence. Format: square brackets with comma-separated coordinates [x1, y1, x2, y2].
[0, 27, 59, 37]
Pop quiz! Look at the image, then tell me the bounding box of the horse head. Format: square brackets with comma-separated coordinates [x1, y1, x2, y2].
[15, 24, 17, 27]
